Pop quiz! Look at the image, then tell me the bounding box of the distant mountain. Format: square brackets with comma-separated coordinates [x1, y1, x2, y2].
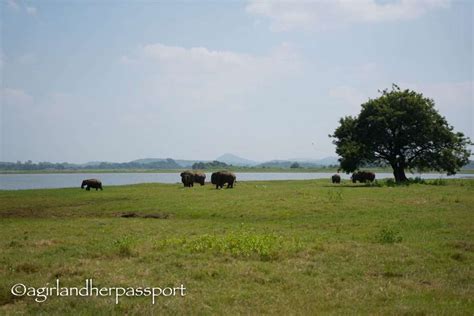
[215, 153, 259, 166]
[130, 158, 170, 164]
[315, 156, 339, 166]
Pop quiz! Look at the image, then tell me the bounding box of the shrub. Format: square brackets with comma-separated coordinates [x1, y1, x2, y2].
[428, 178, 447, 186]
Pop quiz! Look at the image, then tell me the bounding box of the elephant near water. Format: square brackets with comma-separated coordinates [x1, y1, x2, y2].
[180, 171, 207, 187]
[193, 172, 206, 185]
[180, 171, 194, 187]
[351, 171, 376, 183]
[81, 179, 103, 191]
[211, 171, 236, 189]
[331, 174, 341, 184]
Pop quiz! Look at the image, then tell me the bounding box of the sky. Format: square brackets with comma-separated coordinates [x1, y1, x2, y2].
[1, 0, 473, 163]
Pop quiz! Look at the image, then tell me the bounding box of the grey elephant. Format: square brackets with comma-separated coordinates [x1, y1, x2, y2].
[193, 172, 206, 185]
[331, 174, 341, 184]
[81, 179, 103, 191]
[180, 171, 194, 187]
[351, 171, 375, 183]
[211, 171, 236, 189]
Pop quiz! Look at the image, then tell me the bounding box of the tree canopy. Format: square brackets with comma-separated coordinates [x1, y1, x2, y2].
[331, 85, 472, 182]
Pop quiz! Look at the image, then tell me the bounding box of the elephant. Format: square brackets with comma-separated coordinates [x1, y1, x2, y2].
[81, 179, 103, 191]
[193, 172, 206, 186]
[331, 174, 341, 184]
[180, 171, 194, 187]
[351, 171, 376, 183]
[211, 171, 236, 189]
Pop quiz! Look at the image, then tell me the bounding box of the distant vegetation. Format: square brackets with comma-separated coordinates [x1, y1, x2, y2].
[1, 157, 473, 173]
[192, 160, 230, 170]
[0, 159, 181, 171]
[256, 161, 338, 169]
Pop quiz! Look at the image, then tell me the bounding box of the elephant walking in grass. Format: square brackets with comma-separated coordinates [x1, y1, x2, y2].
[211, 171, 236, 189]
[193, 172, 206, 186]
[180, 171, 194, 187]
[81, 179, 103, 191]
[180, 171, 206, 187]
[351, 171, 376, 183]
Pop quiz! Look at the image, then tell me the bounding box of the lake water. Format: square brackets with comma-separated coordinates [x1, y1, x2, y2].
[0, 172, 473, 190]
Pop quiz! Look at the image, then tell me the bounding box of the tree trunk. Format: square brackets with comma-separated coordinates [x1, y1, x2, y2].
[393, 166, 408, 183]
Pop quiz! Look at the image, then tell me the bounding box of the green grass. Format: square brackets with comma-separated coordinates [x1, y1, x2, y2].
[0, 179, 473, 314]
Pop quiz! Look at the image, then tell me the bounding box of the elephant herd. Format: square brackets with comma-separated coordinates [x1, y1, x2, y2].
[180, 170, 236, 189]
[331, 171, 376, 184]
[80, 170, 375, 191]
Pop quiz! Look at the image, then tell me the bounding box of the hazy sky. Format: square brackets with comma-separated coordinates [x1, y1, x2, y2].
[1, 0, 473, 163]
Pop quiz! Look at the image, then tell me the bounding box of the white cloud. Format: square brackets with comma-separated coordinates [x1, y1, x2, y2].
[5, 0, 37, 15]
[25, 6, 37, 15]
[6, 0, 20, 10]
[123, 42, 302, 111]
[329, 85, 368, 111]
[246, 0, 451, 31]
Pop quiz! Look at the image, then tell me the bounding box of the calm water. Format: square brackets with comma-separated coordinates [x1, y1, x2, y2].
[0, 172, 472, 190]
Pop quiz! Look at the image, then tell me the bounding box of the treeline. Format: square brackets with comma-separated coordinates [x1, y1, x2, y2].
[88, 159, 180, 170]
[256, 161, 340, 169]
[0, 159, 181, 171]
[192, 161, 230, 170]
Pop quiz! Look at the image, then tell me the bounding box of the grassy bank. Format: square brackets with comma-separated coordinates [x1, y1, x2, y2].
[0, 179, 473, 314]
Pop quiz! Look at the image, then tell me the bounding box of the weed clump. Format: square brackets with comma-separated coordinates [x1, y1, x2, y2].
[113, 236, 136, 257]
[376, 228, 403, 244]
[156, 232, 301, 261]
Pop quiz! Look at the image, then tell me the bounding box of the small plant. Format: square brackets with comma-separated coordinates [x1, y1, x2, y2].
[365, 180, 384, 187]
[113, 236, 136, 257]
[411, 177, 426, 184]
[187, 233, 283, 260]
[376, 228, 402, 244]
[428, 178, 447, 186]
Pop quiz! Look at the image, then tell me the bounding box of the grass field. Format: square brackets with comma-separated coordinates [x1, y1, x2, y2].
[0, 179, 473, 314]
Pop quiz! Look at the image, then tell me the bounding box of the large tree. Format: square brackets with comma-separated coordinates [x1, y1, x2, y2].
[331, 85, 472, 182]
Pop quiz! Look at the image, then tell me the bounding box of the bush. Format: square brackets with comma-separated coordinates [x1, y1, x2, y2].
[428, 178, 447, 186]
